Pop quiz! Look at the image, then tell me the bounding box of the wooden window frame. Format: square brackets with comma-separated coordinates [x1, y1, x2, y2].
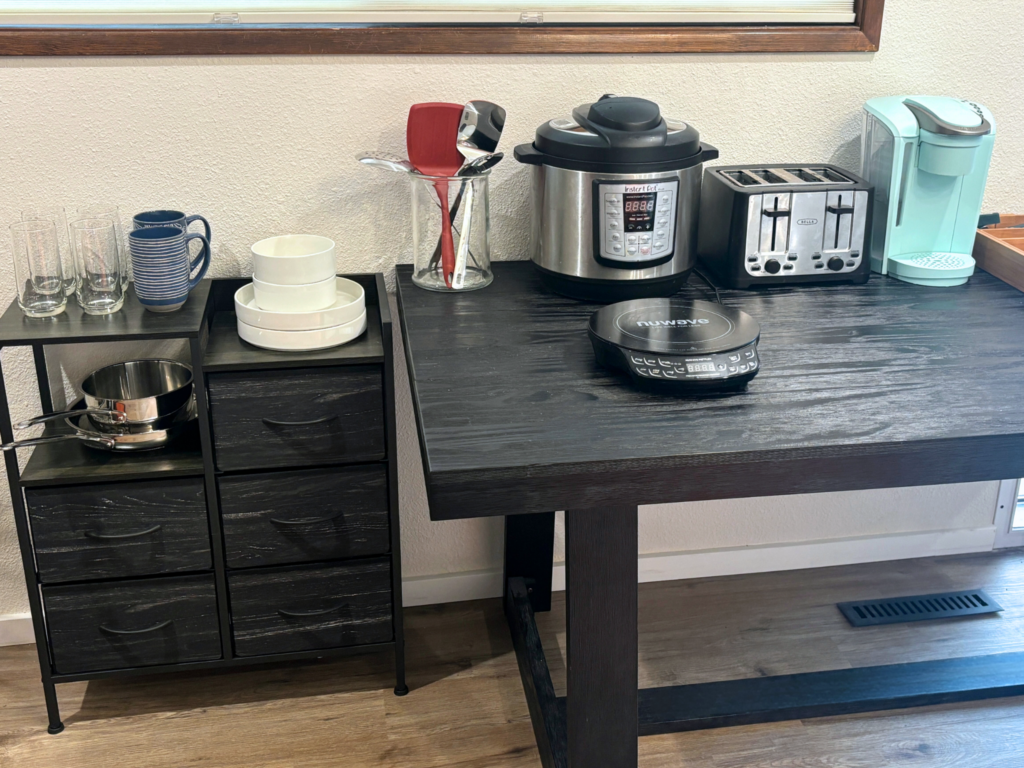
[0, 0, 882, 55]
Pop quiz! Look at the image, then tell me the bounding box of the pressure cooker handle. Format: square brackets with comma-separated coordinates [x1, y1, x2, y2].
[571, 105, 612, 146]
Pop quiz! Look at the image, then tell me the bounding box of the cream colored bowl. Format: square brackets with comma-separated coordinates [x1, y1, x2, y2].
[235, 277, 365, 331]
[251, 234, 336, 286]
[237, 310, 367, 352]
[252, 274, 336, 312]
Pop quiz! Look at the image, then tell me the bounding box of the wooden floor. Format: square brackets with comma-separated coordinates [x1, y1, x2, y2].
[4, 550, 1024, 767]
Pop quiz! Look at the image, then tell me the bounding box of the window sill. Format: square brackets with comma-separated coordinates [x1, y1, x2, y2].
[0, 0, 882, 56]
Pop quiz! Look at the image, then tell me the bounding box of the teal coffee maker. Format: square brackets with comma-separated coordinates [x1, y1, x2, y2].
[860, 96, 995, 286]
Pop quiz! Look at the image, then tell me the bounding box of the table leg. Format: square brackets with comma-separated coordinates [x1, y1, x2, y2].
[504, 512, 555, 613]
[565, 506, 638, 768]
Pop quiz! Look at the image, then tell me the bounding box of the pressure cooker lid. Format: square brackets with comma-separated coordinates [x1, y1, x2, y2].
[528, 95, 703, 168]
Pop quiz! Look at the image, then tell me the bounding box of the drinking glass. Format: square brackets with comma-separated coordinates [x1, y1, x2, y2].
[67, 205, 129, 288]
[69, 218, 124, 315]
[9, 220, 68, 317]
[20, 206, 75, 296]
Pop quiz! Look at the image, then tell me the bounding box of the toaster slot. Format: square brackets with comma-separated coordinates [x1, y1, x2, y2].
[748, 168, 789, 185]
[759, 193, 792, 254]
[723, 170, 766, 187]
[809, 167, 853, 184]
[823, 191, 856, 251]
[785, 168, 829, 183]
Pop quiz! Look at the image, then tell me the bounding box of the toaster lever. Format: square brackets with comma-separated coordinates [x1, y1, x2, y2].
[826, 203, 855, 215]
[762, 208, 792, 218]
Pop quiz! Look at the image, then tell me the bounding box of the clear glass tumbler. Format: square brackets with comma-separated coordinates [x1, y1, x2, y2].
[69, 218, 124, 315]
[410, 171, 493, 292]
[67, 205, 129, 288]
[10, 220, 68, 317]
[20, 207, 76, 296]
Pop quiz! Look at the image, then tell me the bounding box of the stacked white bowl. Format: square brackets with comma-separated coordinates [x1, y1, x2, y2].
[235, 235, 367, 351]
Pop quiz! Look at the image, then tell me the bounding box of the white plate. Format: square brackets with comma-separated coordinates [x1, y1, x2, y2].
[251, 234, 336, 285]
[235, 278, 365, 331]
[237, 309, 367, 351]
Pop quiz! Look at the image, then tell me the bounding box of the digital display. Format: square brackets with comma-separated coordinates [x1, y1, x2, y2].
[624, 192, 657, 232]
[687, 362, 717, 373]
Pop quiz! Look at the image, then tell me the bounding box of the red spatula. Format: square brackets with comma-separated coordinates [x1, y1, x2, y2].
[407, 103, 464, 288]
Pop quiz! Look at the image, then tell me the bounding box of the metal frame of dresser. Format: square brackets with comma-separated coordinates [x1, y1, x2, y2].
[0, 275, 405, 734]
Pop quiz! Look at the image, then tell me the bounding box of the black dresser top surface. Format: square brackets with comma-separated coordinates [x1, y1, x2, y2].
[0, 281, 211, 345]
[396, 262, 1024, 516]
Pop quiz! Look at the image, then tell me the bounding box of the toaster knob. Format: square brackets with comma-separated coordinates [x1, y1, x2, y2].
[827, 256, 845, 272]
[764, 259, 781, 274]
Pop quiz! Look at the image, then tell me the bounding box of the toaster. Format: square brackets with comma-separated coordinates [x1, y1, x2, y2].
[697, 164, 873, 288]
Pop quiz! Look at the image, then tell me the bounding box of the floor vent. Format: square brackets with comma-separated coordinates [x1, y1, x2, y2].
[838, 589, 1002, 627]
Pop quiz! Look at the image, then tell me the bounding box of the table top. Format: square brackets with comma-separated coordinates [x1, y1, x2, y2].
[397, 262, 1024, 520]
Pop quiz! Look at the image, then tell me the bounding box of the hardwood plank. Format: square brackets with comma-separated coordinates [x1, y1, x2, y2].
[396, 263, 1024, 519]
[2, 550, 1024, 768]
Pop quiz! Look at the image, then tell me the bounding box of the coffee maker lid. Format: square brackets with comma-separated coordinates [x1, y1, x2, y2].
[904, 97, 992, 137]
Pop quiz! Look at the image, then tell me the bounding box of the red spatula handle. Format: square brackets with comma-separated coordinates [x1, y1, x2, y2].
[435, 180, 455, 288]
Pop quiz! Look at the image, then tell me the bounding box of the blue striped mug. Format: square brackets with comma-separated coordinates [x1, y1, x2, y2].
[129, 226, 210, 312]
[133, 209, 211, 262]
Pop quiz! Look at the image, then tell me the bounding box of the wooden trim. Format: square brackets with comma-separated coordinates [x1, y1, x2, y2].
[0, 1, 884, 56]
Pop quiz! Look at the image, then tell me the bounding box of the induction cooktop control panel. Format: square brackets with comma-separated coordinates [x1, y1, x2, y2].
[625, 343, 759, 382]
[597, 179, 678, 265]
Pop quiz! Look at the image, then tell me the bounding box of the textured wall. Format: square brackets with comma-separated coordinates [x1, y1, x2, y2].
[0, 0, 1019, 612]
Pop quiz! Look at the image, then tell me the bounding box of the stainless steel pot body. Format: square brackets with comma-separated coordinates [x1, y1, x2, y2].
[81, 359, 193, 426]
[528, 163, 703, 283]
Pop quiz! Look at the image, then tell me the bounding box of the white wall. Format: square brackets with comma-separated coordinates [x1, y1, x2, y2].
[0, 0, 1019, 615]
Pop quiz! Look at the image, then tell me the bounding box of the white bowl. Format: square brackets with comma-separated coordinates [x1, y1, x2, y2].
[253, 274, 336, 312]
[235, 277, 365, 331]
[237, 310, 367, 351]
[251, 234, 336, 285]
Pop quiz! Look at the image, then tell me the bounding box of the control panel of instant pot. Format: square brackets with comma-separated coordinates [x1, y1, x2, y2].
[598, 179, 679, 264]
[625, 343, 758, 382]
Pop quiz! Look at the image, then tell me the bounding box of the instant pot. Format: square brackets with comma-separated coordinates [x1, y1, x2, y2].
[515, 95, 718, 301]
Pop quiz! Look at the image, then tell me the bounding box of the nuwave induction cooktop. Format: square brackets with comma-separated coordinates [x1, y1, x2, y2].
[588, 297, 761, 392]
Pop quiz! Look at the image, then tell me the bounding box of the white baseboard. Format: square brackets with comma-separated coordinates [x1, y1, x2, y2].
[402, 526, 997, 607]
[0, 529, 998, 642]
[0, 613, 34, 647]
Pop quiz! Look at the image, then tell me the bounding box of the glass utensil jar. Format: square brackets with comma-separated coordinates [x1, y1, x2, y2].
[410, 171, 493, 292]
[10, 220, 68, 317]
[69, 218, 124, 315]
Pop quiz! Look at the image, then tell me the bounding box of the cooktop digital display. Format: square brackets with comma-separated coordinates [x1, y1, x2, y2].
[623, 192, 657, 232]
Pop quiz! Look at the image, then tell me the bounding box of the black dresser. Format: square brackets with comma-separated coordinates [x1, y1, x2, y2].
[0, 275, 405, 734]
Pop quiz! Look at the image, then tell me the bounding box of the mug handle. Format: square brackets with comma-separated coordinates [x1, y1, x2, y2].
[184, 233, 211, 290]
[184, 214, 212, 260]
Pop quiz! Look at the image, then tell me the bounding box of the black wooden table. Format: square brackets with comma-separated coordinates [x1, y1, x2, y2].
[396, 262, 1024, 768]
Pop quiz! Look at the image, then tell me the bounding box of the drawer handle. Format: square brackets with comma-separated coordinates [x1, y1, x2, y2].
[278, 605, 344, 619]
[84, 524, 163, 541]
[99, 619, 173, 636]
[269, 512, 344, 526]
[261, 415, 338, 428]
